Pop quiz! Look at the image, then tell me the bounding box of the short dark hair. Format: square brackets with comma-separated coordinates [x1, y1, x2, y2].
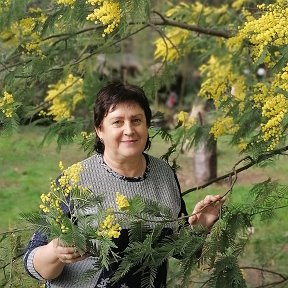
[93, 81, 152, 153]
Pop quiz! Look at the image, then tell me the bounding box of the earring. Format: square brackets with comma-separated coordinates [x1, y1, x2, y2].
[99, 138, 104, 143]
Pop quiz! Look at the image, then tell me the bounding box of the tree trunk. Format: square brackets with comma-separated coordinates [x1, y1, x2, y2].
[192, 136, 217, 185]
[190, 101, 217, 185]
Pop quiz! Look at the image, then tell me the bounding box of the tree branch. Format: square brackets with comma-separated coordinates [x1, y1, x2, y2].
[152, 10, 231, 39]
[240, 266, 287, 280]
[250, 204, 288, 217]
[0, 252, 25, 271]
[241, 266, 288, 288]
[182, 145, 288, 196]
[71, 24, 150, 66]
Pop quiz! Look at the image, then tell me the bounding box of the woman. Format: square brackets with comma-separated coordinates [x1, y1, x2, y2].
[24, 81, 223, 287]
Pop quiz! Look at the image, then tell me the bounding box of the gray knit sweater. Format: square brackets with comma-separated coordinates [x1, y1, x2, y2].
[24, 153, 187, 288]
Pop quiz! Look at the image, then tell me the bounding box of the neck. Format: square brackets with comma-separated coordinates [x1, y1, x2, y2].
[103, 153, 146, 178]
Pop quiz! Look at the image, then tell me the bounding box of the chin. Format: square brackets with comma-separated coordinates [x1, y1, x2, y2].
[120, 149, 144, 158]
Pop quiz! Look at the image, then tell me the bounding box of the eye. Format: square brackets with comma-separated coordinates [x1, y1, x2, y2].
[132, 118, 141, 124]
[112, 120, 123, 127]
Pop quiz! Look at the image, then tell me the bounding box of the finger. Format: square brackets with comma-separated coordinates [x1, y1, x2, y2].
[219, 196, 226, 204]
[192, 201, 205, 214]
[60, 253, 74, 262]
[188, 214, 197, 225]
[52, 238, 60, 249]
[60, 253, 88, 263]
[203, 195, 214, 203]
[204, 195, 221, 204]
[59, 253, 69, 263]
[63, 246, 78, 254]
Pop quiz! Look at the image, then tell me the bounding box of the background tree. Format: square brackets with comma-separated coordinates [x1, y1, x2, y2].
[1, 0, 288, 287]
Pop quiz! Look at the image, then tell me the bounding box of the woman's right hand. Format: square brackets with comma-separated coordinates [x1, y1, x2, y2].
[51, 238, 88, 264]
[33, 238, 88, 280]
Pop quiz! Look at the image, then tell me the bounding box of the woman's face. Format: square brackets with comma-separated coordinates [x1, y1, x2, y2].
[96, 102, 148, 161]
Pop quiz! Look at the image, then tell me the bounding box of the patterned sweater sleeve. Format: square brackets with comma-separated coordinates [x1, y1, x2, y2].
[23, 231, 48, 280]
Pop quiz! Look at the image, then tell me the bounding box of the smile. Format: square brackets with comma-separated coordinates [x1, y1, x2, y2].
[122, 140, 137, 143]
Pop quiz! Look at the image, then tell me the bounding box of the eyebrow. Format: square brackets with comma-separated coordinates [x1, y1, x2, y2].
[109, 114, 144, 119]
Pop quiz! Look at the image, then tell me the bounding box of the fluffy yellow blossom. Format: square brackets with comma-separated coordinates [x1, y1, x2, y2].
[58, 162, 83, 195]
[200, 56, 230, 107]
[238, 138, 248, 151]
[38, 110, 47, 117]
[251, 83, 269, 109]
[199, 56, 247, 112]
[115, 192, 129, 210]
[5, 8, 47, 57]
[210, 116, 240, 139]
[260, 94, 287, 150]
[176, 111, 196, 129]
[39, 204, 50, 213]
[232, 0, 249, 10]
[20, 32, 44, 57]
[0, 91, 14, 105]
[97, 209, 121, 238]
[154, 1, 230, 62]
[231, 76, 246, 112]
[273, 64, 288, 92]
[39, 189, 61, 214]
[66, 162, 82, 184]
[0, 91, 14, 118]
[227, 2, 288, 63]
[251, 65, 288, 150]
[81, 131, 95, 141]
[18, 17, 36, 35]
[81, 131, 88, 138]
[39, 162, 88, 239]
[45, 74, 84, 121]
[59, 161, 65, 171]
[40, 193, 51, 203]
[60, 224, 69, 233]
[154, 28, 190, 62]
[232, 76, 246, 102]
[56, 0, 76, 6]
[0, 0, 11, 13]
[86, 0, 121, 36]
[166, 2, 229, 24]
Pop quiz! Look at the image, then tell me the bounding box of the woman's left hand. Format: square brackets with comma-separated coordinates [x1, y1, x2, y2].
[188, 195, 225, 229]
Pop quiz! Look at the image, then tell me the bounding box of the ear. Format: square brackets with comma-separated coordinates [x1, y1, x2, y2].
[95, 126, 103, 139]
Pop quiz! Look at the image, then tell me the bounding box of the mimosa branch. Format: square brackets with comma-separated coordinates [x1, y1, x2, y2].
[182, 145, 288, 196]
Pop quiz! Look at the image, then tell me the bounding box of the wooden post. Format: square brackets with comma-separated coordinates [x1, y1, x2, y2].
[191, 101, 217, 185]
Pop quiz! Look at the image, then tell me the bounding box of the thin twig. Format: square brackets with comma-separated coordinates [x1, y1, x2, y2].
[240, 266, 287, 280]
[71, 24, 150, 66]
[0, 228, 33, 236]
[152, 10, 231, 39]
[0, 60, 32, 73]
[0, 252, 25, 271]
[241, 266, 288, 288]
[250, 204, 288, 217]
[182, 145, 288, 196]
[113, 198, 220, 224]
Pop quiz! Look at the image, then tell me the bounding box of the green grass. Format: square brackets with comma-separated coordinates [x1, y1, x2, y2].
[1, 126, 288, 287]
[0, 126, 86, 230]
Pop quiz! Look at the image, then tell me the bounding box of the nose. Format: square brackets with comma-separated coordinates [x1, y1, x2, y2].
[124, 121, 134, 135]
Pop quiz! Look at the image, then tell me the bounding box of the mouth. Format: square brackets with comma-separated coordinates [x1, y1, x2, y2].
[121, 140, 138, 143]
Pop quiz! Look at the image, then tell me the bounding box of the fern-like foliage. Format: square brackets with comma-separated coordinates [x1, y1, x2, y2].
[128, 221, 150, 243]
[40, 119, 83, 150]
[20, 211, 50, 235]
[209, 252, 247, 288]
[0, 114, 19, 136]
[143, 199, 174, 219]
